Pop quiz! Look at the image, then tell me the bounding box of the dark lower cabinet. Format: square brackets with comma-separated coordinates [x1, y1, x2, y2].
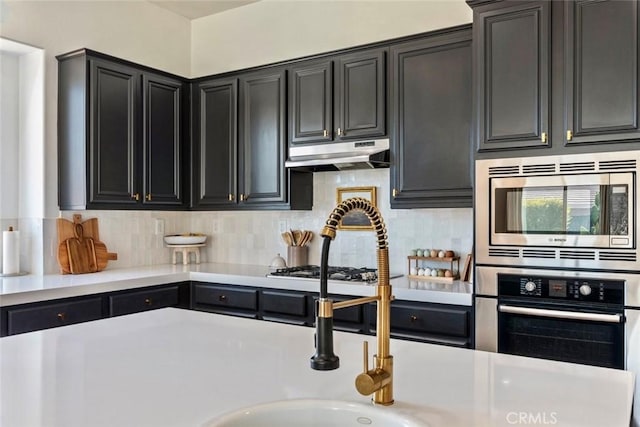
[2, 296, 104, 336]
[261, 290, 311, 326]
[390, 27, 473, 208]
[0, 281, 472, 349]
[370, 301, 473, 348]
[191, 282, 259, 318]
[0, 282, 190, 337]
[109, 282, 189, 317]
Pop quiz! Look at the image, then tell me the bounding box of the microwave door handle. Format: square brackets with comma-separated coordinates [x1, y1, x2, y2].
[498, 304, 623, 323]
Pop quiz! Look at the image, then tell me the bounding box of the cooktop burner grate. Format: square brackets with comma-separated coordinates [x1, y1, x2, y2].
[269, 265, 378, 282]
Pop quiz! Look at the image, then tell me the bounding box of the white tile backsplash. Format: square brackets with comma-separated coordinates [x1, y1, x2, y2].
[43, 169, 472, 275]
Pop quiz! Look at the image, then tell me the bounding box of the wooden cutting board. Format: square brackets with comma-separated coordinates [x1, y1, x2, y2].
[57, 214, 117, 274]
[66, 224, 98, 274]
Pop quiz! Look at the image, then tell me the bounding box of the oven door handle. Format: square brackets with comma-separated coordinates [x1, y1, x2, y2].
[498, 304, 623, 323]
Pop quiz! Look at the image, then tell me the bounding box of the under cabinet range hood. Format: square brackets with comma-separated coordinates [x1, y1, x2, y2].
[285, 138, 390, 171]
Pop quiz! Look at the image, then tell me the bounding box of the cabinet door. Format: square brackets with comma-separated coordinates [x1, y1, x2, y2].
[564, 0, 640, 146]
[474, 1, 551, 151]
[239, 69, 287, 205]
[191, 283, 259, 318]
[335, 49, 386, 139]
[390, 30, 472, 209]
[142, 73, 184, 206]
[109, 284, 183, 317]
[88, 59, 140, 205]
[261, 290, 311, 326]
[289, 60, 333, 145]
[193, 78, 238, 208]
[6, 297, 103, 336]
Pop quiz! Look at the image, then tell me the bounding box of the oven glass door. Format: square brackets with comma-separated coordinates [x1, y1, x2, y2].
[491, 172, 633, 248]
[498, 300, 625, 369]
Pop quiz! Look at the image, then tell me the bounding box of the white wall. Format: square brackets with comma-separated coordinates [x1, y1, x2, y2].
[192, 0, 472, 76]
[0, 52, 19, 219]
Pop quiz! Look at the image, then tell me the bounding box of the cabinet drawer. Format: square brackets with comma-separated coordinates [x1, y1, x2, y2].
[7, 297, 103, 335]
[109, 285, 180, 317]
[192, 284, 258, 311]
[262, 291, 308, 316]
[390, 303, 469, 338]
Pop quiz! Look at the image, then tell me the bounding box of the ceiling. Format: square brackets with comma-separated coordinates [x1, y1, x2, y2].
[148, 0, 260, 20]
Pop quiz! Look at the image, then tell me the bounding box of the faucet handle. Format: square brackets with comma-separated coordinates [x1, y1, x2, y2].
[362, 341, 369, 373]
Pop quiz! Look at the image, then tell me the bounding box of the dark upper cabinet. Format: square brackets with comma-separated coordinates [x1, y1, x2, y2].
[142, 73, 184, 206]
[192, 77, 238, 208]
[390, 28, 473, 208]
[289, 60, 333, 144]
[336, 49, 386, 140]
[192, 68, 312, 210]
[563, 0, 640, 146]
[288, 48, 386, 146]
[57, 49, 187, 210]
[469, 0, 640, 154]
[471, 1, 551, 152]
[88, 59, 140, 206]
[239, 68, 288, 206]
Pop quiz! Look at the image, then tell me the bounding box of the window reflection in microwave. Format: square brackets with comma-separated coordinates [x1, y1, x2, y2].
[494, 184, 628, 236]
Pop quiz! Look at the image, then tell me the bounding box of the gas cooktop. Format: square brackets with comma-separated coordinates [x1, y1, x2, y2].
[267, 265, 401, 283]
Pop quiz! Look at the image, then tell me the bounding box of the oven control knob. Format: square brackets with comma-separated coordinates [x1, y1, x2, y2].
[579, 284, 592, 296]
[524, 281, 536, 292]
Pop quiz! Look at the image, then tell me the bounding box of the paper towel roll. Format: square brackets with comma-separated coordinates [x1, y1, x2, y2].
[3, 227, 20, 275]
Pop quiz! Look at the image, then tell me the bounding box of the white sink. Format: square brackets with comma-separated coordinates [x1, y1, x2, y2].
[206, 399, 428, 427]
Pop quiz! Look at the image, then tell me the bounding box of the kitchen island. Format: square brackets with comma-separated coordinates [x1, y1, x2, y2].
[0, 307, 634, 427]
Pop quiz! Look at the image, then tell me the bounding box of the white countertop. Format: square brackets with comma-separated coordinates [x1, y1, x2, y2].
[0, 263, 472, 307]
[0, 308, 634, 427]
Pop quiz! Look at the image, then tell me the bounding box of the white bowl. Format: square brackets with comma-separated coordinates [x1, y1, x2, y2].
[164, 234, 207, 245]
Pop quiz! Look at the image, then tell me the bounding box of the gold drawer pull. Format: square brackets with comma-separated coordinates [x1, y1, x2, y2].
[410, 315, 418, 322]
[144, 298, 152, 306]
[145, 194, 152, 201]
[57, 313, 66, 321]
[219, 295, 227, 302]
[131, 193, 140, 201]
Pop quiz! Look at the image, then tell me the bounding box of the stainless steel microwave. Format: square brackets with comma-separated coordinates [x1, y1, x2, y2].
[476, 151, 640, 271]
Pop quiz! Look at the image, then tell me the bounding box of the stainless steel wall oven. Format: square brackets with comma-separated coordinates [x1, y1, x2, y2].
[475, 151, 640, 426]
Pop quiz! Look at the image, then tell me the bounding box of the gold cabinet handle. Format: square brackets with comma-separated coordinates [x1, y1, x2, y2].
[219, 295, 227, 302]
[144, 298, 152, 306]
[337, 127, 343, 136]
[240, 194, 247, 202]
[541, 132, 548, 144]
[323, 129, 328, 137]
[57, 313, 66, 321]
[132, 193, 140, 201]
[410, 315, 418, 322]
[566, 130, 573, 141]
[145, 194, 152, 201]
[392, 188, 398, 198]
[228, 193, 234, 201]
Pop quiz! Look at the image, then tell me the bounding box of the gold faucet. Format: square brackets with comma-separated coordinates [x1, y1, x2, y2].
[310, 197, 394, 405]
